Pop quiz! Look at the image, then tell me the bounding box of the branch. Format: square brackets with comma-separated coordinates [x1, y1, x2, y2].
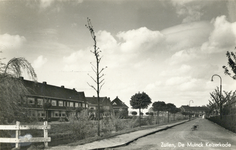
[99, 82, 105, 92]
[88, 73, 97, 84]
[87, 82, 97, 91]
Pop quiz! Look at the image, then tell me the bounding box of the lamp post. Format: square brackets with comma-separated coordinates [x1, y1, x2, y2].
[211, 74, 222, 119]
[189, 100, 194, 120]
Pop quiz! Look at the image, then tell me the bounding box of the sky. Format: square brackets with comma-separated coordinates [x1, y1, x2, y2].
[1, 0, 236, 112]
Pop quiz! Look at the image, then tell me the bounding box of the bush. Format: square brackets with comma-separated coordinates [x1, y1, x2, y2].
[67, 110, 97, 141]
[208, 115, 236, 133]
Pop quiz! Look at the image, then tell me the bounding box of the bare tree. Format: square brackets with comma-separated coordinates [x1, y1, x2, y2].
[86, 18, 106, 136]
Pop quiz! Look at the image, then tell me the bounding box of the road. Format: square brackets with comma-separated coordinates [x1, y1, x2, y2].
[112, 118, 236, 150]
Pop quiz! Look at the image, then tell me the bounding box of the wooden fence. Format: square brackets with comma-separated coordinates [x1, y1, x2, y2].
[0, 121, 51, 149]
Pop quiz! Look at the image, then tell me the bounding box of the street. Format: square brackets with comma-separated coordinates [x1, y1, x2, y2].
[112, 118, 236, 150]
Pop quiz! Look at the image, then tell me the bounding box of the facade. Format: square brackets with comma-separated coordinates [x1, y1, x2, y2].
[180, 105, 209, 117]
[111, 96, 129, 118]
[86, 96, 113, 118]
[20, 77, 87, 121]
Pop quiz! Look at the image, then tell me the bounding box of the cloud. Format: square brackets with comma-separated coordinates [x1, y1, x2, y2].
[169, 48, 200, 65]
[161, 21, 213, 51]
[0, 34, 26, 50]
[32, 55, 48, 69]
[39, 0, 84, 9]
[117, 27, 164, 53]
[201, 16, 236, 53]
[170, 0, 211, 23]
[227, 0, 236, 22]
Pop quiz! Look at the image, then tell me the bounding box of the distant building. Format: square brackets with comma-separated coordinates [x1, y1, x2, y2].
[86, 96, 112, 118]
[180, 105, 209, 117]
[20, 77, 87, 121]
[111, 96, 129, 118]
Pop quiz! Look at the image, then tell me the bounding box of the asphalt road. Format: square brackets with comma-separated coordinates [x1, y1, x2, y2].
[112, 118, 236, 150]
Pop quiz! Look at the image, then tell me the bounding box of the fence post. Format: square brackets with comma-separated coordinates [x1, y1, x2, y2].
[44, 121, 48, 148]
[15, 121, 20, 148]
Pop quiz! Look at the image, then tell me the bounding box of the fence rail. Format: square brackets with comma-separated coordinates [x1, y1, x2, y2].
[0, 121, 51, 149]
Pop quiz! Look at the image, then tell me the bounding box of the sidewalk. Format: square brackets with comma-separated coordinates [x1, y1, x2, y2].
[48, 120, 188, 150]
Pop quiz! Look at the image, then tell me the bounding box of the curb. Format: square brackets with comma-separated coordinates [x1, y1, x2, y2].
[91, 120, 188, 150]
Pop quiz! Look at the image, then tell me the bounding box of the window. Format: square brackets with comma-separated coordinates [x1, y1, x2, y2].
[75, 103, 78, 107]
[38, 111, 45, 117]
[37, 98, 43, 105]
[103, 106, 110, 110]
[67, 102, 70, 107]
[28, 97, 35, 104]
[70, 102, 74, 107]
[51, 100, 57, 106]
[61, 112, 66, 117]
[59, 101, 63, 107]
[54, 111, 59, 117]
[82, 103, 85, 107]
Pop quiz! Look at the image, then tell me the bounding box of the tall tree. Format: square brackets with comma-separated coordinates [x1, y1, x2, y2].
[130, 92, 152, 126]
[0, 57, 37, 124]
[223, 47, 236, 79]
[165, 103, 176, 123]
[86, 18, 106, 136]
[152, 101, 166, 124]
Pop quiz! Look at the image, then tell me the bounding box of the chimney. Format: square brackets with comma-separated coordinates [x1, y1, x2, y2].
[43, 82, 47, 84]
[73, 88, 76, 91]
[61, 85, 64, 88]
[19, 77, 24, 80]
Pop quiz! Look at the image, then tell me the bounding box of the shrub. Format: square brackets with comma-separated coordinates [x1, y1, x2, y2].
[67, 110, 97, 141]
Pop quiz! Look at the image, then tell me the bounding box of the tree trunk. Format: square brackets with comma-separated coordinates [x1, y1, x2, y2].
[139, 108, 141, 127]
[168, 111, 169, 123]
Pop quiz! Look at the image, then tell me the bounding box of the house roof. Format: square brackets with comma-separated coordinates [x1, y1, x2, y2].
[20, 77, 86, 102]
[111, 96, 129, 108]
[180, 105, 209, 112]
[86, 96, 111, 106]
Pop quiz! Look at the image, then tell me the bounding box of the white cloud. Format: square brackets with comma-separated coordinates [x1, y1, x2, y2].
[201, 16, 236, 53]
[0, 34, 26, 50]
[117, 27, 164, 53]
[32, 55, 47, 69]
[169, 48, 200, 65]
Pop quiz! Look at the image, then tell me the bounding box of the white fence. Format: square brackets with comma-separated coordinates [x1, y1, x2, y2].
[0, 121, 51, 149]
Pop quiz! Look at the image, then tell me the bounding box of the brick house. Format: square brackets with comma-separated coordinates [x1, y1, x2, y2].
[86, 96, 113, 118]
[180, 105, 209, 117]
[111, 96, 129, 118]
[20, 77, 87, 121]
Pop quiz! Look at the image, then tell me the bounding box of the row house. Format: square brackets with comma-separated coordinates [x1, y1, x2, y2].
[20, 77, 87, 121]
[86, 96, 129, 119]
[180, 105, 209, 117]
[111, 96, 129, 118]
[86, 96, 113, 118]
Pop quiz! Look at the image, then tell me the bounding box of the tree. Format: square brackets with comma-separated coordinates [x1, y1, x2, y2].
[130, 92, 152, 127]
[223, 47, 236, 80]
[86, 18, 107, 136]
[0, 57, 37, 124]
[165, 103, 176, 123]
[152, 101, 166, 124]
[208, 88, 236, 116]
